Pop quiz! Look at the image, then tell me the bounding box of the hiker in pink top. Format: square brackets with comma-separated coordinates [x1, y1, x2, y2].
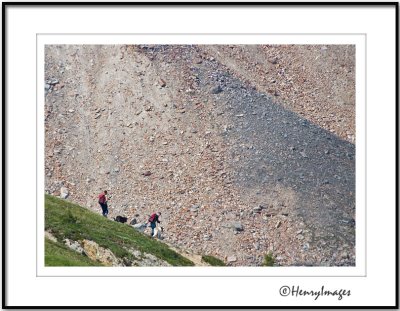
[147, 212, 161, 236]
[98, 190, 108, 217]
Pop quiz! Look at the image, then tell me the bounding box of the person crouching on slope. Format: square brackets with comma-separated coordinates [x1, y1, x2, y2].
[148, 212, 161, 237]
[98, 190, 109, 217]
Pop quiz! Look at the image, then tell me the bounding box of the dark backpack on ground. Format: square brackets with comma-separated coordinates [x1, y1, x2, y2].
[114, 216, 128, 223]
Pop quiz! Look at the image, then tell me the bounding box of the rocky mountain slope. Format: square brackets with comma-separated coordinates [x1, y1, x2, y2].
[45, 44, 355, 266]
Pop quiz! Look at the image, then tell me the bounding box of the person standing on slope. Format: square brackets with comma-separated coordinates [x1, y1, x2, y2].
[98, 190, 109, 217]
[147, 212, 161, 237]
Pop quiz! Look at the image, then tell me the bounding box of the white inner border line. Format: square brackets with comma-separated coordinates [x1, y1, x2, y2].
[37, 33, 368, 35]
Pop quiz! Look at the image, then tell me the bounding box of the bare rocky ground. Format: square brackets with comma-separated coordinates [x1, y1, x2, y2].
[45, 44, 355, 266]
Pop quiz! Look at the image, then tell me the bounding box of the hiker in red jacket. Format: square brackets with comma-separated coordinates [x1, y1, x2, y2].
[98, 190, 109, 217]
[147, 212, 161, 237]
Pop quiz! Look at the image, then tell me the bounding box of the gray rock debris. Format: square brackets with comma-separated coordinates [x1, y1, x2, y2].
[64, 238, 84, 254]
[132, 223, 147, 232]
[227, 255, 237, 262]
[232, 222, 243, 232]
[211, 85, 223, 94]
[253, 205, 263, 212]
[190, 204, 200, 212]
[60, 187, 69, 199]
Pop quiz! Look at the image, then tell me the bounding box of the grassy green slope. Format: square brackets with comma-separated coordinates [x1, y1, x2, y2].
[45, 194, 194, 266]
[45, 238, 102, 266]
[202, 255, 226, 266]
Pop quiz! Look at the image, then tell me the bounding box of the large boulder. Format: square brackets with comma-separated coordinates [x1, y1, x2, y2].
[81, 239, 120, 266]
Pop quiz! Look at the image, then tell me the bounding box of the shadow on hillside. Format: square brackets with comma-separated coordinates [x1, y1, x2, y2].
[215, 76, 355, 245]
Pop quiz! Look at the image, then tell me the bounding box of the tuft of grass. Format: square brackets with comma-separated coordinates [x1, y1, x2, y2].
[263, 252, 275, 266]
[45, 238, 101, 266]
[202, 255, 226, 266]
[45, 194, 194, 266]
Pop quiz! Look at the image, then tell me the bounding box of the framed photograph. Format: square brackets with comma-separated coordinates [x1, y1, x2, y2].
[3, 2, 398, 308]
